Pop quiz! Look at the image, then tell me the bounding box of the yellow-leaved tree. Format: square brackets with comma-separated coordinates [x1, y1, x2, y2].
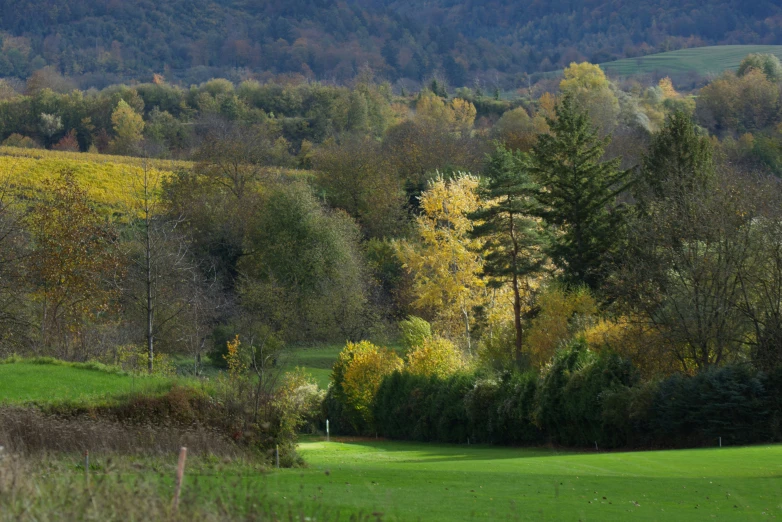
[415, 91, 476, 135]
[406, 337, 463, 378]
[526, 284, 598, 368]
[396, 174, 484, 350]
[559, 62, 619, 134]
[331, 340, 403, 431]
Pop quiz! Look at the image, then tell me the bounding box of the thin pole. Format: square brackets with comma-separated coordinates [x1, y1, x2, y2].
[84, 450, 89, 487]
[173, 447, 188, 511]
[276, 445, 280, 469]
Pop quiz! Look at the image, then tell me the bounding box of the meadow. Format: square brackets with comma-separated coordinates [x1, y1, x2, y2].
[0, 359, 175, 406]
[600, 45, 782, 77]
[6, 439, 780, 521]
[2, 357, 782, 520]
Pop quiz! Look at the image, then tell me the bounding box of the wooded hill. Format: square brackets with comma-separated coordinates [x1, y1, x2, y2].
[1, 0, 781, 87]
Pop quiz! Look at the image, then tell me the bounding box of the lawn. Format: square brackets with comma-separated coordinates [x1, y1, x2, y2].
[600, 45, 782, 77]
[189, 440, 782, 521]
[0, 360, 173, 406]
[280, 344, 344, 388]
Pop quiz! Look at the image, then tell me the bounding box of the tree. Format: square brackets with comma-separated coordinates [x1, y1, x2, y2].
[621, 171, 753, 371]
[470, 146, 547, 366]
[120, 163, 206, 373]
[559, 62, 619, 135]
[528, 95, 630, 290]
[697, 69, 780, 135]
[637, 111, 715, 206]
[405, 337, 463, 378]
[491, 107, 549, 152]
[240, 182, 369, 342]
[26, 172, 122, 356]
[397, 174, 484, 350]
[738, 53, 782, 83]
[111, 100, 145, 154]
[313, 134, 406, 238]
[331, 340, 403, 432]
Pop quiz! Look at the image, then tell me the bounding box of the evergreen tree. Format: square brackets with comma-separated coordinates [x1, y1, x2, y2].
[637, 110, 715, 205]
[470, 145, 547, 367]
[528, 94, 630, 290]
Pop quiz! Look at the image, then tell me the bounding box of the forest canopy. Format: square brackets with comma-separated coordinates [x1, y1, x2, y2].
[0, 0, 781, 87]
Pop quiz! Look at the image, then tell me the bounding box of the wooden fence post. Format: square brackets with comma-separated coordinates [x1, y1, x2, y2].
[173, 447, 188, 511]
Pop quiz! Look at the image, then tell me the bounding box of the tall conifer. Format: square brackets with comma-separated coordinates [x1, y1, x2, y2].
[528, 94, 630, 290]
[470, 146, 547, 367]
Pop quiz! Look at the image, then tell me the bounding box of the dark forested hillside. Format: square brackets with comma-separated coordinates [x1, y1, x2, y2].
[1, 0, 781, 87]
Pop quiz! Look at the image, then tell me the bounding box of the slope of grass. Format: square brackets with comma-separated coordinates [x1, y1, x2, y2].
[0, 359, 174, 406]
[601, 45, 782, 77]
[0, 147, 182, 215]
[221, 440, 782, 520]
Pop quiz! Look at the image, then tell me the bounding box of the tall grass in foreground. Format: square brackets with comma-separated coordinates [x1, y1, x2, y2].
[0, 451, 384, 521]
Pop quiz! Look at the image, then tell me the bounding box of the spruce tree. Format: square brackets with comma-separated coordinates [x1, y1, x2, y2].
[638, 110, 715, 204]
[470, 145, 547, 367]
[528, 94, 630, 290]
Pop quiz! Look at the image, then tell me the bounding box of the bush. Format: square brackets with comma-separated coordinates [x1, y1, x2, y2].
[406, 337, 463, 377]
[398, 316, 433, 350]
[2, 133, 40, 149]
[374, 371, 473, 443]
[649, 365, 770, 447]
[330, 341, 403, 433]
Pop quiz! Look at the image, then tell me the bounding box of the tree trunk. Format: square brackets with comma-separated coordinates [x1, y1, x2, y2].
[512, 272, 524, 369]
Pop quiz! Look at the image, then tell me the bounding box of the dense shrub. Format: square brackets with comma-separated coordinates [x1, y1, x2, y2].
[648, 365, 771, 447]
[356, 341, 782, 450]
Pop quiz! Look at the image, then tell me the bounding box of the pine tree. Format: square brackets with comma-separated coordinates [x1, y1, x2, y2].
[638, 110, 715, 205]
[528, 94, 630, 290]
[470, 146, 547, 367]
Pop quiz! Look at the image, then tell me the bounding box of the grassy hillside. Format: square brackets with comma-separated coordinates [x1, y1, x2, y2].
[175, 440, 782, 520]
[0, 359, 174, 406]
[0, 147, 188, 214]
[601, 45, 782, 77]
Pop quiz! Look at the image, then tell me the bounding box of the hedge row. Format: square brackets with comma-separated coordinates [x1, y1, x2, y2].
[332, 344, 782, 449]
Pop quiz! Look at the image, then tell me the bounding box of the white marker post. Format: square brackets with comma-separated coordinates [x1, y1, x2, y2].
[326, 419, 330, 442]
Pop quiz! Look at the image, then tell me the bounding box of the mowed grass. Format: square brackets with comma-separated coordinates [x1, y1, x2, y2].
[282, 343, 403, 388]
[185, 440, 782, 521]
[0, 361, 173, 406]
[281, 344, 344, 388]
[601, 45, 782, 77]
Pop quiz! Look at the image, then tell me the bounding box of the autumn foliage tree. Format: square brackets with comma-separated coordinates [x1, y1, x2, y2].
[397, 174, 484, 349]
[26, 172, 122, 356]
[331, 340, 403, 431]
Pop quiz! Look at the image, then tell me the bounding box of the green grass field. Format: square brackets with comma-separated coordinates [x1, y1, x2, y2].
[187, 440, 782, 521]
[0, 360, 173, 406]
[280, 344, 343, 388]
[600, 45, 782, 77]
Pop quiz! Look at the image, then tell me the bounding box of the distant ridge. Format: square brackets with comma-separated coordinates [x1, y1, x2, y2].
[0, 1, 780, 86]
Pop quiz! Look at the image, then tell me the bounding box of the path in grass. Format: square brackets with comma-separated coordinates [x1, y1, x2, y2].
[601, 45, 782, 77]
[190, 440, 782, 521]
[0, 362, 172, 406]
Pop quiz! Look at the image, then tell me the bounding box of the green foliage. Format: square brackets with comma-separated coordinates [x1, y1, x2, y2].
[240, 182, 369, 342]
[637, 110, 715, 204]
[470, 145, 547, 364]
[529, 94, 631, 289]
[398, 316, 433, 351]
[738, 53, 782, 82]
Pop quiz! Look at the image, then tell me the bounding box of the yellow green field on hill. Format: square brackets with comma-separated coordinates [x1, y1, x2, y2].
[0, 147, 190, 214]
[600, 45, 782, 77]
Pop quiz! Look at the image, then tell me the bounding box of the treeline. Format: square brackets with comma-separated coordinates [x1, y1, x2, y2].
[368, 353, 782, 449]
[0, 0, 781, 87]
[1, 55, 782, 397]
